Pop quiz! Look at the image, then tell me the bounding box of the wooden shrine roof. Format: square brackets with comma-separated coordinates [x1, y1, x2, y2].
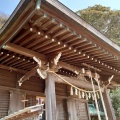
[0, 0, 120, 84]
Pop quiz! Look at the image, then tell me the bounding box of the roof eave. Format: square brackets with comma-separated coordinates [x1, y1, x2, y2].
[0, 0, 34, 48]
[44, 0, 120, 56]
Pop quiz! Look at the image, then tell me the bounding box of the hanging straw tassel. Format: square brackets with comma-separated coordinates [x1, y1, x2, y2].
[96, 92, 100, 99]
[86, 92, 88, 100]
[88, 92, 91, 99]
[82, 68, 85, 73]
[78, 91, 81, 98]
[82, 91, 85, 98]
[70, 87, 73, 95]
[92, 93, 95, 100]
[75, 88, 78, 95]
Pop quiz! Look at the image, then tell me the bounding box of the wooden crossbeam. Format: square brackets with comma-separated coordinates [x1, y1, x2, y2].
[4, 42, 81, 73]
[58, 61, 81, 73]
[0, 85, 45, 97]
[55, 75, 98, 90]
[0, 64, 26, 74]
[4, 42, 98, 78]
[0, 64, 98, 90]
[5, 42, 47, 62]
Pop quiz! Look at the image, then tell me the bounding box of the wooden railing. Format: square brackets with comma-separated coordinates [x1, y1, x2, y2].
[1, 104, 44, 120]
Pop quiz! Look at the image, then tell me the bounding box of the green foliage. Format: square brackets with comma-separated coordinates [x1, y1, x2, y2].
[0, 12, 8, 29]
[76, 5, 120, 46]
[110, 87, 120, 117]
[77, 6, 120, 116]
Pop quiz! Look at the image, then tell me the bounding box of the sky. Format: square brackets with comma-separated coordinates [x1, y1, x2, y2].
[0, 0, 120, 15]
[59, 0, 120, 12]
[0, 0, 20, 15]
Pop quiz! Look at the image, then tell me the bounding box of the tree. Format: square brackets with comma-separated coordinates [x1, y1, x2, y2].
[110, 87, 120, 117]
[76, 5, 120, 117]
[0, 12, 8, 29]
[76, 5, 120, 46]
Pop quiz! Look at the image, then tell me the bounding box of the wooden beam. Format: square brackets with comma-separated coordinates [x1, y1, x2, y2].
[58, 61, 81, 73]
[0, 85, 45, 97]
[55, 74, 98, 90]
[4, 42, 81, 73]
[0, 63, 98, 90]
[0, 85, 71, 99]
[4, 43, 99, 78]
[4, 42, 47, 62]
[0, 64, 27, 74]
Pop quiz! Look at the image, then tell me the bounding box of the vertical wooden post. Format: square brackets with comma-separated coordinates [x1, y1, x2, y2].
[9, 91, 25, 114]
[45, 72, 57, 120]
[103, 88, 116, 120]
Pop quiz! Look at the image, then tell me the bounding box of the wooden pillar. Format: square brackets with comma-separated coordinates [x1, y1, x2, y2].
[9, 91, 25, 114]
[103, 88, 116, 120]
[45, 72, 57, 120]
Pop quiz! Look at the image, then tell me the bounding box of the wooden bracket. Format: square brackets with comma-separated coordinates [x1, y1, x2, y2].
[33, 56, 48, 79]
[102, 75, 114, 89]
[37, 68, 47, 79]
[48, 52, 62, 71]
[18, 66, 38, 86]
[33, 56, 47, 70]
[18, 56, 49, 86]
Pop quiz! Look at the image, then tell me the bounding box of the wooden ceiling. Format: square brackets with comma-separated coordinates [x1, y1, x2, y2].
[0, 0, 120, 83]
